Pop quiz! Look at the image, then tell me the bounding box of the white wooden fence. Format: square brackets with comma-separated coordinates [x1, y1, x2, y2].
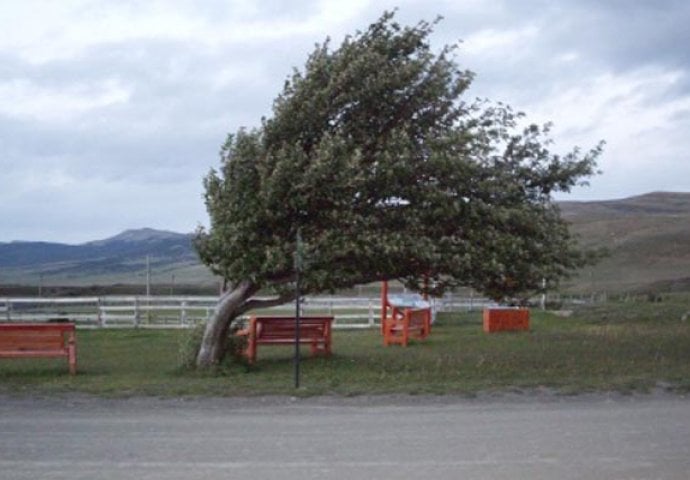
[0, 294, 496, 329]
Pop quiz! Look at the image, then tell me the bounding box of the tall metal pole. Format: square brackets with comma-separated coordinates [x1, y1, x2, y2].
[294, 229, 303, 389]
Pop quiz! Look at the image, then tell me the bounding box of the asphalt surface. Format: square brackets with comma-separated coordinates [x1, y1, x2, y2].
[1, 392, 689, 479]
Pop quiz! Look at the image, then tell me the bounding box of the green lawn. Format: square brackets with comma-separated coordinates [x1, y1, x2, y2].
[1, 297, 689, 397]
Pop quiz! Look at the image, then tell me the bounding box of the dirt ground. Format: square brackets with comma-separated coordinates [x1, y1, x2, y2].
[1, 390, 689, 480]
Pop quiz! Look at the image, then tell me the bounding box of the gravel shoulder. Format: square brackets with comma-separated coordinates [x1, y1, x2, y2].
[2, 389, 689, 480]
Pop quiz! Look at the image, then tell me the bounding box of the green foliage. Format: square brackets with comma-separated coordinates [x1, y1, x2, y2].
[178, 322, 207, 370]
[196, 11, 602, 303]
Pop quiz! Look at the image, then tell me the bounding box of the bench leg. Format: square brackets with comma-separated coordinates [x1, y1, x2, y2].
[402, 312, 410, 347]
[247, 338, 257, 364]
[68, 333, 77, 375]
[310, 341, 331, 357]
[383, 328, 393, 347]
[68, 356, 77, 375]
[383, 318, 396, 346]
[247, 319, 258, 364]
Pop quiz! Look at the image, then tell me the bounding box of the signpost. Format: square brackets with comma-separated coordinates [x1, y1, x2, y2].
[293, 229, 303, 389]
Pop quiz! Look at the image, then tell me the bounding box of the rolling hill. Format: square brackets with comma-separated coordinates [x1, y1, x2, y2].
[0, 228, 215, 288]
[0, 192, 688, 294]
[559, 192, 690, 293]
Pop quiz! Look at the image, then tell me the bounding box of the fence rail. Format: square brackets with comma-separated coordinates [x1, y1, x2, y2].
[0, 294, 497, 329]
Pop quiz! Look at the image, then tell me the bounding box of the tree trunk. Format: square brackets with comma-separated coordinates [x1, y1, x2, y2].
[195, 279, 296, 368]
[196, 280, 256, 367]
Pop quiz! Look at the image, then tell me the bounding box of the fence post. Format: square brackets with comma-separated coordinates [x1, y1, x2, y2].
[368, 299, 374, 328]
[5, 299, 10, 322]
[134, 297, 140, 328]
[97, 297, 104, 327]
[181, 301, 188, 326]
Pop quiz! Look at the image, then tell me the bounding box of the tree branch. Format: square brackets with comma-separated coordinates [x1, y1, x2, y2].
[240, 291, 297, 315]
[265, 271, 296, 285]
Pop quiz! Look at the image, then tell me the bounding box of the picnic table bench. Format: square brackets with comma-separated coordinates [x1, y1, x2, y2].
[381, 281, 432, 347]
[0, 323, 77, 375]
[382, 307, 431, 347]
[236, 315, 334, 364]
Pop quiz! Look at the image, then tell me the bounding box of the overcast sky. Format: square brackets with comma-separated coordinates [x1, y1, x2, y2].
[1, 0, 689, 243]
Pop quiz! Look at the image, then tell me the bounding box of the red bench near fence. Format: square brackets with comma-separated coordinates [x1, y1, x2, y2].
[382, 308, 431, 347]
[236, 316, 334, 364]
[380, 281, 432, 347]
[483, 308, 530, 333]
[0, 323, 77, 375]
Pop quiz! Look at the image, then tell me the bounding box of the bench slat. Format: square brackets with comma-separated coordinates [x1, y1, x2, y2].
[1, 331, 64, 342]
[0, 341, 65, 351]
[0, 350, 69, 358]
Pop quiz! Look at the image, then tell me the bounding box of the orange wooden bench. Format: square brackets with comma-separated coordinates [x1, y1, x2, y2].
[380, 281, 432, 346]
[236, 316, 334, 364]
[382, 307, 431, 347]
[0, 323, 77, 375]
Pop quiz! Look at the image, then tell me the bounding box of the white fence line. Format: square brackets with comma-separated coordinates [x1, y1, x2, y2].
[0, 294, 496, 329]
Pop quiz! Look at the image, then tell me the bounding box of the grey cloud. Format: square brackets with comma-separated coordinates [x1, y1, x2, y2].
[547, 1, 690, 72]
[1, 1, 689, 242]
[1, 35, 297, 184]
[170, 0, 325, 24]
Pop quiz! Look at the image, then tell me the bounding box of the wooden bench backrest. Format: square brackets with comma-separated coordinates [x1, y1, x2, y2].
[0, 324, 74, 351]
[253, 316, 333, 340]
[406, 308, 429, 327]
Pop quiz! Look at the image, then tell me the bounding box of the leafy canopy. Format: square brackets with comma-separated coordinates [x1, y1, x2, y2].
[195, 12, 602, 301]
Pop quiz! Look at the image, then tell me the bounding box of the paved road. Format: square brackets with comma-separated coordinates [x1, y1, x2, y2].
[1, 393, 689, 479]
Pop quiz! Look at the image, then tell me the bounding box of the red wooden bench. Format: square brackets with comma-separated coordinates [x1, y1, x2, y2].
[382, 308, 431, 347]
[380, 281, 432, 347]
[236, 316, 334, 364]
[0, 323, 77, 375]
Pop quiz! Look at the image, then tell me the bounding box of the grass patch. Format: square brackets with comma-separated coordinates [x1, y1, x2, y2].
[1, 298, 689, 397]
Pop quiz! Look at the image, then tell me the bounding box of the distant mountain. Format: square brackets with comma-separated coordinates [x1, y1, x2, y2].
[1, 192, 688, 293]
[559, 191, 690, 220]
[86, 228, 188, 246]
[0, 228, 210, 286]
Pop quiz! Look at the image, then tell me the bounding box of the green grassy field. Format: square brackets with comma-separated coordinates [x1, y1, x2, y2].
[1, 297, 689, 397]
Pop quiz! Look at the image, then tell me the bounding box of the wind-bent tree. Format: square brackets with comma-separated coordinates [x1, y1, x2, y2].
[194, 12, 602, 367]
